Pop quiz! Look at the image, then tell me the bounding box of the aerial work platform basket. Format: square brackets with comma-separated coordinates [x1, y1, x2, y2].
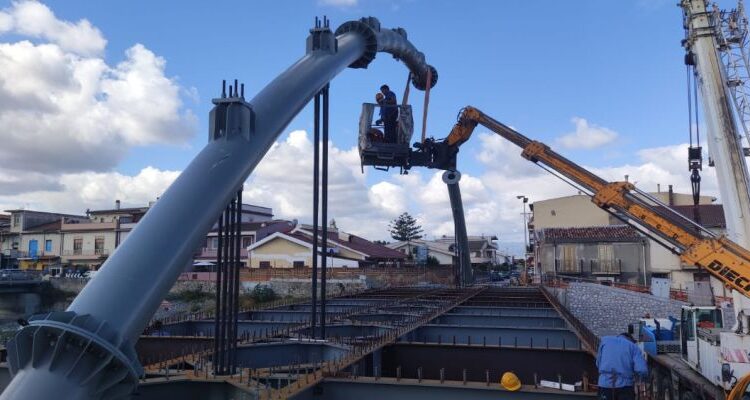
[358, 102, 414, 170]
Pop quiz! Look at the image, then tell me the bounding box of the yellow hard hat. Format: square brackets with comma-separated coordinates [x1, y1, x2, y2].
[500, 372, 522, 391]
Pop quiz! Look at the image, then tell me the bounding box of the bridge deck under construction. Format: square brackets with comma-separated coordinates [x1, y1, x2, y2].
[127, 286, 597, 399]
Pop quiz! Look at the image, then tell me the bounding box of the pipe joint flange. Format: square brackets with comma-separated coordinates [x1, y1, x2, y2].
[6, 311, 142, 399]
[335, 19, 378, 69]
[442, 170, 461, 184]
[412, 64, 438, 90]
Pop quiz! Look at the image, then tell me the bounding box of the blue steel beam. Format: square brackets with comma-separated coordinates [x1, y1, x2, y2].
[449, 306, 559, 317]
[432, 314, 566, 328]
[290, 379, 595, 400]
[149, 320, 297, 337]
[402, 325, 581, 349]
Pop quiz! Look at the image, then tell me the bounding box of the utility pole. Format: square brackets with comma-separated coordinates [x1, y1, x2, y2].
[516, 195, 529, 257]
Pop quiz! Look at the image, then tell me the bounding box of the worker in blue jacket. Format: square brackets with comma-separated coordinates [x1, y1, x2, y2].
[596, 333, 648, 400]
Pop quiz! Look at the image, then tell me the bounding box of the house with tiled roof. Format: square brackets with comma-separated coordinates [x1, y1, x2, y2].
[247, 222, 406, 269]
[531, 190, 728, 293]
[535, 225, 649, 283]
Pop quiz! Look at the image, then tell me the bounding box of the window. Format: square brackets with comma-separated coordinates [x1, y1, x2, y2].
[45, 240, 52, 252]
[94, 237, 105, 255]
[597, 244, 615, 272]
[475, 251, 482, 257]
[560, 245, 577, 272]
[12, 214, 20, 228]
[208, 237, 218, 249]
[293, 261, 305, 269]
[684, 309, 695, 340]
[242, 235, 254, 248]
[259, 261, 271, 269]
[73, 238, 83, 255]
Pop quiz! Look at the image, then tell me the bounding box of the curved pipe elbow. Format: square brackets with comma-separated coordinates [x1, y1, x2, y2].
[335, 17, 437, 90]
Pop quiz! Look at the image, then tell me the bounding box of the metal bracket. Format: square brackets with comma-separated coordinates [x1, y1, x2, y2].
[307, 16, 337, 55]
[209, 79, 254, 141]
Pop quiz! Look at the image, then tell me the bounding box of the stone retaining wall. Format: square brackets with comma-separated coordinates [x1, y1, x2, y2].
[548, 282, 688, 337]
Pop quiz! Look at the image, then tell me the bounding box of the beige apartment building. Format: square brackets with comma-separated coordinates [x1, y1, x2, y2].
[531, 189, 725, 294]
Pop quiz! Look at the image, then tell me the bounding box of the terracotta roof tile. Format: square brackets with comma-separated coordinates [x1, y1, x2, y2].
[541, 225, 642, 243]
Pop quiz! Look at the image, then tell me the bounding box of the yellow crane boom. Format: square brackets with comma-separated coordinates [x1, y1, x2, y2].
[447, 106, 750, 298]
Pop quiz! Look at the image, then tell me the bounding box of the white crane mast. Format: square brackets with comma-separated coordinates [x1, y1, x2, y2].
[682, 0, 750, 331]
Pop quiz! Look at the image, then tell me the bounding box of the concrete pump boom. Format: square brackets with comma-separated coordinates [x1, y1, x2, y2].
[446, 106, 750, 300]
[0, 17, 437, 400]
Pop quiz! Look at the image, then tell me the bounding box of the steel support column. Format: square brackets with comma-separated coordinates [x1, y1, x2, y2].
[321, 84, 330, 339]
[311, 89, 321, 339]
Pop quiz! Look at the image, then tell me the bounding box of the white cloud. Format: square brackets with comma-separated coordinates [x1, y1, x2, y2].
[242, 130, 397, 239]
[0, 166, 180, 213]
[557, 117, 618, 149]
[0, 1, 196, 192]
[1, 1, 106, 56]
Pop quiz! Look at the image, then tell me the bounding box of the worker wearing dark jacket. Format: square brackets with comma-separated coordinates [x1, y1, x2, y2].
[596, 333, 648, 400]
[377, 84, 398, 143]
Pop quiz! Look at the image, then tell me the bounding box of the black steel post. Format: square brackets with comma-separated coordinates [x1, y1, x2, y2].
[232, 189, 242, 373]
[213, 209, 224, 375]
[311, 92, 321, 338]
[320, 84, 330, 339]
[221, 201, 232, 373]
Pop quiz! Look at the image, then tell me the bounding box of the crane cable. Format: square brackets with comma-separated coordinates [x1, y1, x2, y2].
[686, 52, 703, 225]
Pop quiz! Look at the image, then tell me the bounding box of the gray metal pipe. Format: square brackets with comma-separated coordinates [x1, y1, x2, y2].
[2, 16, 436, 400]
[443, 171, 472, 287]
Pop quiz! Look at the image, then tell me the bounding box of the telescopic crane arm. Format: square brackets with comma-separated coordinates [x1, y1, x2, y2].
[444, 106, 750, 300]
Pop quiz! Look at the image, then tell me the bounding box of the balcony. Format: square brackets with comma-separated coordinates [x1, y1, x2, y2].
[14, 250, 60, 259]
[590, 259, 622, 275]
[554, 259, 581, 274]
[61, 221, 116, 231]
[194, 247, 249, 259]
[62, 249, 109, 259]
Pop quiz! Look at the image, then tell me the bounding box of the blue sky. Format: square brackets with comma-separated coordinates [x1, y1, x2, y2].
[39, 0, 691, 171]
[0, 0, 737, 252]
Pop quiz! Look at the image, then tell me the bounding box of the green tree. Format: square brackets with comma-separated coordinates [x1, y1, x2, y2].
[389, 212, 424, 241]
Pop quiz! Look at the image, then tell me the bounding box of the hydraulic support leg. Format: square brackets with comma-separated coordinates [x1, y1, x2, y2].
[443, 170, 472, 287]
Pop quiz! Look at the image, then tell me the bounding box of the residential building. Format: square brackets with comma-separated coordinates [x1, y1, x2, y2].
[387, 239, 455, 265]
[193, 220, 295, 267]
[530, 190, 727, 293]
[247, 223, 406, 269]
[1, 199, 277, 274]
[434, 235, 500, 266]
[2, 209, 88, 271]
[535, 225, 648, 284]
[0, 214, 12, 268]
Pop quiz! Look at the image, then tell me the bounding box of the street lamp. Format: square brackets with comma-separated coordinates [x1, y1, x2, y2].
[516, 195, 529, 256]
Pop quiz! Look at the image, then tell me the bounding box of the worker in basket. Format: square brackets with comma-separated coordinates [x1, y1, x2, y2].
[596, 333, 648, 400]
[375, 84, 398, 143]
